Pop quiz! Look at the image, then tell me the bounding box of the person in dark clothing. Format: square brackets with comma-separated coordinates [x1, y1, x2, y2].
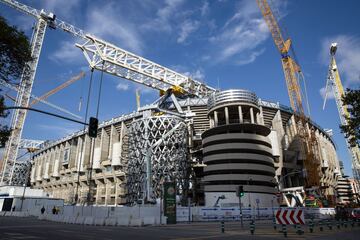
[41, 206, 45, 214]
[52, 206, 56, 215]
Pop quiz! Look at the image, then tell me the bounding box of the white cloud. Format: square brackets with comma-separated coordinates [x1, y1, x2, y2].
[200, 1, 210, 16]
[142, 0, 185, 32]
[85, 2, 143, 54]
[235, 48, 265, 65]
[116, 82, 129, 91]
[171, 65, 205, 81]
[320, 35, 360, 86]
[207, 0, 272, 64]
[177, 20, 200, 43]
[319, 86, 335, 101]
[49, 41, 84, 64]
[42, 0, 81, 21]
[50, 1, 144, 64]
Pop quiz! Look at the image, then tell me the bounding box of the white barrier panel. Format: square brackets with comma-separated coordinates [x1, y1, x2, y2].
[94, 217, 105, 226]
[188, 207, 335, 222]
[177, 207, 191, 222]
[84, 217, 94, 225]
[104, 218, 117, 226]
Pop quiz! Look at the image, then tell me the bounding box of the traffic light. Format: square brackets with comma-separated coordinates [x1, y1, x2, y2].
[88, 117, 98, 138]
[236, 185, 245, 198]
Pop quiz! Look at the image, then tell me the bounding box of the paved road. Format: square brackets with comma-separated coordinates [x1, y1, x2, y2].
[0, 217, 359, 240]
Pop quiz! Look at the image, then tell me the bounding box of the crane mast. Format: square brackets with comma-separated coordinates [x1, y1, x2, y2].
[323, 43, 360, 181]
[256, 0, 321, 189]
[0, 0, 215, 185]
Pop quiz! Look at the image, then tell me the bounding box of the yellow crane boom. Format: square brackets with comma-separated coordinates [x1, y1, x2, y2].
[256, 0, 321, 189]
[30, 71, 85, 106]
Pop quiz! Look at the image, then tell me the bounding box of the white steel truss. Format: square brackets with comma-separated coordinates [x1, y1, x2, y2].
[76, 35, 215, 97]
[1, 19, 47, 185]
[19, 139, 45, 150]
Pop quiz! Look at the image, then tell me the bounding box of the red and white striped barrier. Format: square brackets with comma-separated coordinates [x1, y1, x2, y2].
[275, 208, 305, 225]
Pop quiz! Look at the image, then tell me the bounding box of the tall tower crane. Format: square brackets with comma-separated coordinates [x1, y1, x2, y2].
[0, 0, 215, 185]
[256, 0, 321, 190]
[323, 43, 360, 181]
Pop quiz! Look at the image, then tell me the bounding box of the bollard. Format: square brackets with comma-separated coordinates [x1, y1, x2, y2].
[296, 224, 303, 235]
[221, 221, 225, 233]
[250, 219, 255, 235]
[319, 220, 323, 232]
[273, 218, 277, 230]
[282, 224, 287, 238]
[309, 219, 314, 233]
[327, 219, 332, 230]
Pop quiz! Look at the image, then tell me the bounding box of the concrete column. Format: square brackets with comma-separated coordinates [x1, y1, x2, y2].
[256, 112, 260, 124]
[250, 107, 254, 124]
[105, 179, 110, 206]
[209, 116, 214, 128]
[259, 106, 265, 125]
[238, 106, 243, 123]
[225, 107, 229, 125]
[214, 111, 218, 126]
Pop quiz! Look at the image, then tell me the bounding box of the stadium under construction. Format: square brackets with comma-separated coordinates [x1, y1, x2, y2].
[1, 0, 359, 210]
[29, 89, 343, 207]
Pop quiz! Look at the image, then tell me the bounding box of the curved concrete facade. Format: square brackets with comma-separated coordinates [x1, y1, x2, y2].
[203, 90, 276, 207]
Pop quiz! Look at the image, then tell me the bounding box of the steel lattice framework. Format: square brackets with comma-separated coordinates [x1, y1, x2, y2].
[10, 161, 31, 186]
[126, 116, 188, 204]
[76, 35, 215, 97]
[0, 18, 47, 185]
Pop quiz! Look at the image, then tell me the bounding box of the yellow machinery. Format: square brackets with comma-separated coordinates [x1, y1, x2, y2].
[257, 0, 321, 189]
[323, 43, 360, 181]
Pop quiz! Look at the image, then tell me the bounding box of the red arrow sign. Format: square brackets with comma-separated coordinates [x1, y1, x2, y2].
[275, 208, 305, 225]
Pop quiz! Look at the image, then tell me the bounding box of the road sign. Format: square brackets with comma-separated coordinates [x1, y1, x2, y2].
[275, 208, 305, 225]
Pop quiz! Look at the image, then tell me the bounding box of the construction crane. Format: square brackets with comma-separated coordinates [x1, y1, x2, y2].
[4, 72, 85, 111]
[323, 43, 360, 181]
[0, 79, 81, 119]
[30, 71, 85, 105]
[0, 0, 215, 186]
[256, 0, 321, 190]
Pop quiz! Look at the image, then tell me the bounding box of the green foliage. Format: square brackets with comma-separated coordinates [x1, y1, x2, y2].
[340, 88, 360, 147]
[0, 15, 32, 147]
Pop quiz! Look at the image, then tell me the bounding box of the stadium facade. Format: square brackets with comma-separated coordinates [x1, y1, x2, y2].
[30, 89, 342, 207]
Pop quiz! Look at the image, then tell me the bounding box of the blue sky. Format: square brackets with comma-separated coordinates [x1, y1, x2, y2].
[1, 0, 360, 176]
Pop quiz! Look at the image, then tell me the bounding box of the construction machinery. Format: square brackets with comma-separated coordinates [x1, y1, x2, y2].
[29, 71, 85, 106]
[323, 43, 360, 181]
[256, 0, 322, 193]
[0, 0, 215, 186]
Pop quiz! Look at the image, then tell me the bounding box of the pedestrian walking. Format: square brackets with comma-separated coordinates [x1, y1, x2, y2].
[41, 206, 45, 214]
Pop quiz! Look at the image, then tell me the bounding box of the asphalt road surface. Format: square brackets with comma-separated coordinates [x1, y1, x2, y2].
[0, 216, 359, 240]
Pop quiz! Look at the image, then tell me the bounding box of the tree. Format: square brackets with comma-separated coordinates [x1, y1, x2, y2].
[0, 16, 32, 147]
[340, 88, 360, 147]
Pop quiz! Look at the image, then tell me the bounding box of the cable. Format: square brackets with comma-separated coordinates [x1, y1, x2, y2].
[87, 61, 105, 205]
[75, 68, 94, 204]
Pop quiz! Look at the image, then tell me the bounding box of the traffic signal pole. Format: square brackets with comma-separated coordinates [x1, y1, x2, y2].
[239, 194, 243, 228]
